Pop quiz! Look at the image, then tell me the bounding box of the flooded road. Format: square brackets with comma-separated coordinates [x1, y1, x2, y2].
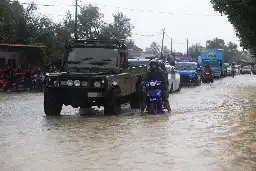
[1, 75, 256, 171]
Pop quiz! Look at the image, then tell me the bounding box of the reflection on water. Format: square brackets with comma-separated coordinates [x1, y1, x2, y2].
[0, 75, 256, 170]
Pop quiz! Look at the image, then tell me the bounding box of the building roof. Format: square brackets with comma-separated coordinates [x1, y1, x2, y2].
[0, 44, 46, 48]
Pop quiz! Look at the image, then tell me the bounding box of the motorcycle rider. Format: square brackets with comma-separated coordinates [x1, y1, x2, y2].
[231, 62, 236, 77]
[203, 65, 213, 82]
[143, 59, 171, 112]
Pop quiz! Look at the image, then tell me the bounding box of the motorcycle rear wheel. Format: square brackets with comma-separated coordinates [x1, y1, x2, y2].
[148, 101, 157, 115]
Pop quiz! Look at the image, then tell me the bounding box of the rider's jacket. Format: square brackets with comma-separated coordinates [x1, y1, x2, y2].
[204, 67, 213, 74]
[146, 68, 168, 89]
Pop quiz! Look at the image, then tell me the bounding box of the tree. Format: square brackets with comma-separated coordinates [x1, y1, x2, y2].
[145, 42, 161, 55]
[0, 1, 140, 62]
[210, 0, 256, 55]
[100, 12, 134, 40]
[206, 38, 225, 49]
[188, 44, 203, 58]
[77, 5, 104, 39]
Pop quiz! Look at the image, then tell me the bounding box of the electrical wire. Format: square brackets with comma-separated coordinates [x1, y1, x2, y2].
[13, 0, 222, 17]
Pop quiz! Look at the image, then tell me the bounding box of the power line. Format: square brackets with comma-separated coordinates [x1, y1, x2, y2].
[15, 1, 222, 17]
[164, 32, 186, 45]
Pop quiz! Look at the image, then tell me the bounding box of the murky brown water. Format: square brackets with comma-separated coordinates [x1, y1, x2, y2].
[0, 75, 256, 171]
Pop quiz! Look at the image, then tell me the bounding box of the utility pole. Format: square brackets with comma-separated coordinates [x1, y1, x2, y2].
[187, 38, 189, 57]
[171, 38, 173, 54]
[74, 0, 78, 39]
[160, 28, 165, 59]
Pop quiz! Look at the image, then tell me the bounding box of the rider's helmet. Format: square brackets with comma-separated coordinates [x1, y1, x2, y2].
[149, 59, 158, 70]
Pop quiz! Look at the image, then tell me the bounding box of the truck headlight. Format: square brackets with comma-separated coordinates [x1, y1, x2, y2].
[53, 80, 58, 86]
[67, 80, 73, 86]
[81, 81, 88, 86]
[74, 80, 80, 86]
[94, 81, 101, 87]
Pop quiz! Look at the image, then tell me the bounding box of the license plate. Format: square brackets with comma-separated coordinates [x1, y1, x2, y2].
[88, 92, 103, 97]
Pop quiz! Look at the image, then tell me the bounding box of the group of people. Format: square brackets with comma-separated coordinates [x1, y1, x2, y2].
[0, 61, 58, 91]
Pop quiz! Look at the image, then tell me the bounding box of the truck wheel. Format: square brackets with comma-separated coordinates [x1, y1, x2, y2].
[169, 83, 173, 93]
[104, 89, 121, 115]
[44, 90, 62, 115]
[130, 83, 143, 109]
[177, 84, 181, 91]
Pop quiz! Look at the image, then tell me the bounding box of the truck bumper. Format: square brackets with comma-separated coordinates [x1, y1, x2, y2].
[213, 71, 221, 77]
[45, 87, 108, 108]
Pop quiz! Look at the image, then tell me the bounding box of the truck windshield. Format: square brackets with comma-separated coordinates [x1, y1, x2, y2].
[66, 47, 118, 69]
[176, 63, 197, 70]
[202, 61, 220, 66]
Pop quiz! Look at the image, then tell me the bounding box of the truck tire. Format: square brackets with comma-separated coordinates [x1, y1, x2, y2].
[169, 83, 173, 93]
[104, 89, 121, 115]
[130, 82, 143, 109]
[44, 90, 62, 115]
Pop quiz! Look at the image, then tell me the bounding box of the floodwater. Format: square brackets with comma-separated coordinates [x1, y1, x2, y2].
[0, 75, 256, 171]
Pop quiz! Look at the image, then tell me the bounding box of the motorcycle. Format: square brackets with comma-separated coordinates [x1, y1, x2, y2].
[144, 80, 164, 114]
[203, 71, 213, 83]
[31, 73, 43, 91]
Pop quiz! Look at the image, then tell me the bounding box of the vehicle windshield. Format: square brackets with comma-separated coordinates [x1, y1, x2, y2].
[66, 47, 118, 69]
[243, 66, 251, 69]
[175, 62, 197, 70]
[202, 60, 220, 66]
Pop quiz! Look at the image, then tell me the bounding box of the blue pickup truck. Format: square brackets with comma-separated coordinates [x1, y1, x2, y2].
[175, 61, 201, 86]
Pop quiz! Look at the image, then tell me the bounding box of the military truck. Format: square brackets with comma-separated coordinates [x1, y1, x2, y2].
[44, 39, 143, 115]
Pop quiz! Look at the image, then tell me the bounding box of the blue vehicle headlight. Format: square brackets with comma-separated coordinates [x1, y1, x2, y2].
[189, 73, 196, 77]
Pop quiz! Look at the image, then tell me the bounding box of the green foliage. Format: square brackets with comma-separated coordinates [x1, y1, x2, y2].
[0, 1, 136, 61]
[210, 0, 256, 55]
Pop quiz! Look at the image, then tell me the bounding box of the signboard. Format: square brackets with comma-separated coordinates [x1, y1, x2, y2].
[200, 48, 207, 52]
[207, 52, 216, 57]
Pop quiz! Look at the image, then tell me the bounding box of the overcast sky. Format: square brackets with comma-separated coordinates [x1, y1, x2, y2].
[19, 0, 240, 53]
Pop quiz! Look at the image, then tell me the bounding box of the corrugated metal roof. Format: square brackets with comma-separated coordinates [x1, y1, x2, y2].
[0, 44, 46, 48]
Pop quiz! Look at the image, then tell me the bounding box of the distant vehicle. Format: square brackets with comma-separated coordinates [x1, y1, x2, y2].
[128, 58, 150, 68]
[175, 61, 201, 86]
[226, 66, 232, 76]
[128, 58, 150, 84]
[165, 65, 181, 92]
[223, 63, 230, 76]
[252, 65, 256, 75]
[199, 48, 225, 77]
[241, 65, 252, 75]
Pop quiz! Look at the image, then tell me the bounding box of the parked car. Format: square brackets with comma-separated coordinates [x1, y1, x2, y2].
[241, 65, 252, 75]
[251, 65, 256, 75]
[165, 65, 181, 93]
